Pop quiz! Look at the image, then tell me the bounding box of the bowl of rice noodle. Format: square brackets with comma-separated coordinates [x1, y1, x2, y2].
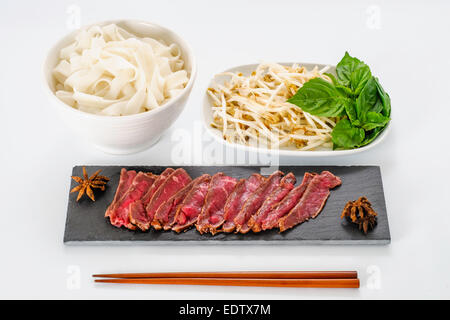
[43, 20, 196, 154]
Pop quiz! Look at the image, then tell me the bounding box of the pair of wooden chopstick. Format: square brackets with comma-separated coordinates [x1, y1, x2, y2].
[93, 271, 359, 288]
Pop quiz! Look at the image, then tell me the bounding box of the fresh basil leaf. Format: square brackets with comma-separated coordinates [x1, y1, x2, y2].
[335, 84, 355, 97]
[325, 73, 356, 97]
[383, 92, 391, 117]
[331, 118, 365, 149]
[324, 72, 339, 85]
[287, 78, 350, 117]
[361, 112, 390, 131]
[335, 52, 367, 87]
[374, 77, 391, 117]
[350, 64, 372, 94]
[291, 52, 391, 150]
[344, 100, 359, 126]
[372, 98, 384, 114]
[355, 77, 379, 122]
[359, 127, 384, 147]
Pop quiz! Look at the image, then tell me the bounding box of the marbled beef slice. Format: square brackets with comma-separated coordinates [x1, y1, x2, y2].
[246, 173, 297, 233]
[109, 172, 156, 229]
[196, 173, 238, 235]
[278, 171, 341, 232]
[260, 172, 316, 231]
[172, 174, 211, 233]
[105, 168, 137, 218]
[146, 168, 192, 223]
[233, 171, 284, 233]
[151, 178, 199, 230]
[222, 174, 266, 233]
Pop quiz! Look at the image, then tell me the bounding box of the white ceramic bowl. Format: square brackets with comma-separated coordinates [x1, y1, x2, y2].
[44, 20, 197, 154]
[203, 62, 390, 157]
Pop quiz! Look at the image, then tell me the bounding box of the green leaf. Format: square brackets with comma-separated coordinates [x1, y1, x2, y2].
[345, 100, 359, 126]
[359, 127, 384, 147]
[335, 84, 355, 97]
[324, 73, 339, 85]
[325, 73, 356, 97]
[361, 112, 390, 131]
[350, 64, 372, 94]
[374, 77, 391, 117]
[287, 78, 350, 117]
[331, 118, 365, 149]
[336, 52, 368, 87]
[355, 77, 379, 122]
[290, 52, 391, 150]
[372, 99, 384, 114]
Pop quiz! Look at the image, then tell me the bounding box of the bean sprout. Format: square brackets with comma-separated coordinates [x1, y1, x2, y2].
[207, 62, 336, 150]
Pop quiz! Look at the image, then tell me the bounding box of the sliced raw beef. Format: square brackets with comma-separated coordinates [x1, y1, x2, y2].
[222, 174, 266, 233]
[151, 178, 199, 231]
[234, 171, 284, 233]
[141, 168, 175, 206]
[146, 168, 192, 223]
[260, 172, 316, 231]
[278, 171, 341, 232]
[129, 168, 173, 231]
[172, 174, 211, 233]
[109, 172, 156, 229]
[196, 173, 238, 235]
[105, 168, 137, 218]
[128, 201, 148, 231]
[246, 173, 297, 233]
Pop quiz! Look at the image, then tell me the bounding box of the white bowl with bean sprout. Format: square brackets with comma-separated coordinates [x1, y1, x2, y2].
[203, 62, 389, 156]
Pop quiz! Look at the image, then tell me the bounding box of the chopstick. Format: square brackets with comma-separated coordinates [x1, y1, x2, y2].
[93, 271, 359, 288]
[95, 277, 359, 288]
[93, 271, 357, 279]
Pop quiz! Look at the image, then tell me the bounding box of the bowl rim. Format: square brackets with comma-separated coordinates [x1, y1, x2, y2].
[202, 62, 391, 157]
[43, 19, 197, 121]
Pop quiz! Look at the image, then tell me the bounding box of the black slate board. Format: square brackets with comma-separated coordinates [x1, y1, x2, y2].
[64, 166, 390, 245]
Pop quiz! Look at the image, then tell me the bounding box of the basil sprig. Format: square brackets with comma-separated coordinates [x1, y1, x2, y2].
[288, 52, 391, 149]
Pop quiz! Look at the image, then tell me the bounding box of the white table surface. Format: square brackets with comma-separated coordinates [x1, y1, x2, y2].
[1, 0, 449, 299]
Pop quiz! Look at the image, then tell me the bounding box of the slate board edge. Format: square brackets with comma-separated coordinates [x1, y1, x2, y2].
[64, 165, 390, 245]
[65, 239, 390, 246]
[377, 167, 391, 240]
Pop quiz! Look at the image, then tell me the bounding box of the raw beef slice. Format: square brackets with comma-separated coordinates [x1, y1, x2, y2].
[196, 173, 238, 235]
[172, 174, 211, 233]
[222, 174, 266, 233]
[278, 171, 341, 232]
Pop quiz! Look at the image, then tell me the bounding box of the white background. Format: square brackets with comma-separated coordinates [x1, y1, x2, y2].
[1, 0, 449, 299]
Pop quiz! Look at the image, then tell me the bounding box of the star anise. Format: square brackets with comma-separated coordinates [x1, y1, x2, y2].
[70, 167, 110, 201]
[341, 196, 377, 234]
